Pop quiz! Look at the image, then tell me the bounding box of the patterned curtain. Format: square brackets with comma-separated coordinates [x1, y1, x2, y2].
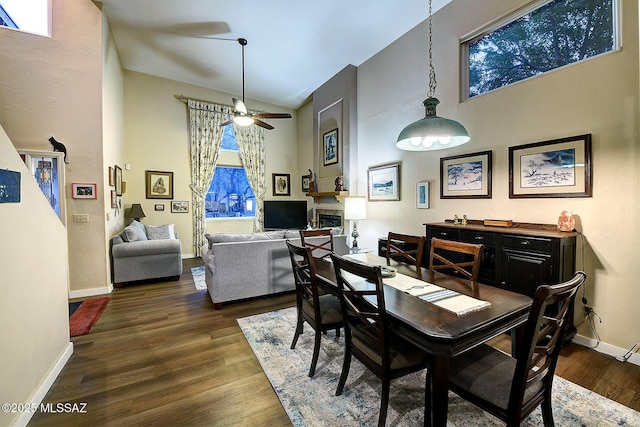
[234, 124, 266, 232]
[187, 100, 232, 256]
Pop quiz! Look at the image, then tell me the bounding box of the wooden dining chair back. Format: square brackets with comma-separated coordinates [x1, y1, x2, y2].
[331, 253, 430, 427]
[385, 232, 426, 277]
[299, 229, 334, 258]
[441, 271, 587, 427]
[286, 240, 343, 377]
[428, 237, 484, 283]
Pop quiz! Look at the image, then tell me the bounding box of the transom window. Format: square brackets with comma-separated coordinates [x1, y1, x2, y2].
[205, 126, 256, 219]
[0, 0, 49, 36]
[462, 0, 618, 99]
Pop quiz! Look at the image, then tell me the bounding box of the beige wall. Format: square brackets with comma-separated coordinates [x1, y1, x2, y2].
[0, 125, 71, 427]
[122, 71, 298, 252]
[356, 0, 639, 351]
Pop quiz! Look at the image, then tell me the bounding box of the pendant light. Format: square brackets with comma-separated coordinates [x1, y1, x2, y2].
[396, 0, 470, 151]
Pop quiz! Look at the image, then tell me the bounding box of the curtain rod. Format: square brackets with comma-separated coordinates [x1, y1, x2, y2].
[174, 94, 234, 109]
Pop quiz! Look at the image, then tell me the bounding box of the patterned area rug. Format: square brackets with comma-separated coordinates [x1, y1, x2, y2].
[238, 307, 640, 427]
[191, 266, 206, 290]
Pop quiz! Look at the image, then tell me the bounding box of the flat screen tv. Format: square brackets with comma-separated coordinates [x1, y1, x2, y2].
[263, 200, 308, 230]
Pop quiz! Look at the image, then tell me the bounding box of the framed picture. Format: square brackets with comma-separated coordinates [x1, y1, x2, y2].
[115, 165, 123, 196]
[145, 170, 173, 199]
[302, 175, 310, 192]
[272, 173, 291, 196]
[416, 181, 430, 209]
[110, 190, 117, 208]
[440, 150, 492, 199]
[108, 166, 115, 186]
[322, 128, 339, 166]
[171, 201, 189, 213]
[72, 183, 97, 199]
[154, 204, 165, 211]
[0, 169, 21, 203]
[509, 134, 592, 198]
[367, 162, 400, 201]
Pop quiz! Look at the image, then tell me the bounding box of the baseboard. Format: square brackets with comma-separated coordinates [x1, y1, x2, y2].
[14, 342, 73, 427]
[573, 334, 640, 366]
[68, 283, 113, 299]
[182, 252, 195, 259]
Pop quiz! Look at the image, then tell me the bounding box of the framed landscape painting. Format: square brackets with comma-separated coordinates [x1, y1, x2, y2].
[509, 134, 592, 198]
[368, 163, 400, 201]
[440, 150, 492, 199]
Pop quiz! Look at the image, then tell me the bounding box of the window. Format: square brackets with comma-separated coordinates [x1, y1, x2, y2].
[0, 0, 49, 36]
[205, 126, 256, 219]
[462, 0, 618, 99]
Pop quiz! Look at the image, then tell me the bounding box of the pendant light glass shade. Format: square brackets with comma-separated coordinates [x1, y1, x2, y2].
[396, 97, 470, 151]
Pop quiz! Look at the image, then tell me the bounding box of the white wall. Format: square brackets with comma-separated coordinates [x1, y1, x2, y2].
[122, 71, 298, 253]
[0, 125, 71, 427]
[356, 0, 639, 351]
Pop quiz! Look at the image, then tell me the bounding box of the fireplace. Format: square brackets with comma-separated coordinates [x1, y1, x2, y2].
[316, 209, 343, 230]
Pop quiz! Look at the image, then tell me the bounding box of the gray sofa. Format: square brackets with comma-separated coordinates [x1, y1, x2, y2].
[202, 229, 347, 309]
[110, 221, 183, 286]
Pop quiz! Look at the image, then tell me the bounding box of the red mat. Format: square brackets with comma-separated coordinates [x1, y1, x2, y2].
[69, 297, 110, 336]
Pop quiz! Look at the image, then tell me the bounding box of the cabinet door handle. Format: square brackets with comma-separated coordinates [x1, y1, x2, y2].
[440, 232, 448, 236]
[475, 236, 484, 240]
[521, 240, 531, 246]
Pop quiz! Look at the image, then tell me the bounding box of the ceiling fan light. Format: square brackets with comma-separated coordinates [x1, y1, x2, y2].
[233, 115, 254, 126]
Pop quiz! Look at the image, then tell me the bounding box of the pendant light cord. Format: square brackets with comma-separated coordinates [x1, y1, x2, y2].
[427, 0, 437, 98]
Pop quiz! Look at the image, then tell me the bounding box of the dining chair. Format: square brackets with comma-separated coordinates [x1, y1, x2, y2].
[431, 271, 587, 427]
[428, 237, 484, 283]
[286, 240, 343, 377]
[330, 253, 431, 427]
[385, 232, 426, 277]
[300, 228, 334, 258]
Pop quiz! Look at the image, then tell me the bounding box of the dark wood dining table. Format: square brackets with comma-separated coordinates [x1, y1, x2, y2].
[313, 252, 532, 427]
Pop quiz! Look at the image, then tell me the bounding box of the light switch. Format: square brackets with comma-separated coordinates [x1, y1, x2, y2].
[73, 214, 89, 223]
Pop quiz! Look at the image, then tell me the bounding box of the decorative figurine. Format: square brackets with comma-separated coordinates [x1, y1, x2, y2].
[49, 136, 69, 164]
[557, 210, 575, 231]
[308, 169, 316, 193]
[462, 215, 468, 226]
[453, 214, 460, 225]
[334, 175, 345, 191]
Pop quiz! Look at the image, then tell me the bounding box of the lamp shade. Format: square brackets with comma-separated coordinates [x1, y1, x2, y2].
[344, 197, 366, 220]
[396, 97, 470, 151]
[127, 203, 146, 221]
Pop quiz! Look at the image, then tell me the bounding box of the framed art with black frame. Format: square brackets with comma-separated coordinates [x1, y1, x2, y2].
[440, 150, 492, 199]
[115, 165, 123, 196]
[272, 173, 291, 196]
[322, 128, 339, 166]
[509, 134, 592, 198]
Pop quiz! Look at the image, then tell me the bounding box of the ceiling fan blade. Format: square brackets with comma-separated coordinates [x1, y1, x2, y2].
[233, 98, 248, 114]
[253, 119, 275, 130]
[220, 119, 234, 127]
[253, 112, 292, 119]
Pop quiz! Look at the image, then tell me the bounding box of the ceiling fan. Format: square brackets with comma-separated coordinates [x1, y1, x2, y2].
[220, 38, 292, 130]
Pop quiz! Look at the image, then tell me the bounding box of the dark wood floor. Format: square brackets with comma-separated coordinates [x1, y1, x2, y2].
[30, 258, 639, 426]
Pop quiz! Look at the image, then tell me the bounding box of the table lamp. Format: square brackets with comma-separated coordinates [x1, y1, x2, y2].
[127, 203, 146, 222]
[344, 196, 366, 252]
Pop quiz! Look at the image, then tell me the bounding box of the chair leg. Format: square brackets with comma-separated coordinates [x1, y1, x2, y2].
[290, 315, 304, 349]
[541, 394, 555, 427]
[424, 370, 431, 427]
[378, 380, 390, 427]
[335, 348, 352, 396]
[336, 327, 340, 338]
[308, 329, 322, 377]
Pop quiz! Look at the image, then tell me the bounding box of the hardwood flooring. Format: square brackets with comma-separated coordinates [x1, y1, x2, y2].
[29, 258, 639, 426]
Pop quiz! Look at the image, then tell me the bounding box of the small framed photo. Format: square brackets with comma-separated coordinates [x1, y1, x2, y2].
[302, 175, 310, 192]
[440, 150, 492, 199]
[72, 183, 98, 199]
[416, 181, 430, 209]
[110, 190, 117, 208]
[322, 128, 339, 166]
[509, 134, 592, 198]
[146, 170, 173, 199]
[171, 201, 189, 213]
[115, 165, 123, 196]
[272, 173, 291, 196]
[108, 166, 115, 187]
[368, 162, 400, 201]
[154, 204, 165, 211]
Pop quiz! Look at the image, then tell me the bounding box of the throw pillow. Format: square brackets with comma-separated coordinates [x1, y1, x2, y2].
[123, 220, 148, 242]
[144, 223, 176, 240]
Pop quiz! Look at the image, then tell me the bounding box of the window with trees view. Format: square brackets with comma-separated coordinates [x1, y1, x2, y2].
[205, 126, 256, 219]
[463, 0, 618, 99]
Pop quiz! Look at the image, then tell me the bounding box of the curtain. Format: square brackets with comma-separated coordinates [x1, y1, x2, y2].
[235, 124, 266, 232]
[187, 100, 231, 256]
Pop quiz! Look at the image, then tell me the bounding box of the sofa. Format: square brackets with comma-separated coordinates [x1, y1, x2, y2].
[110, 220, 183, 286]
[202, 229, 348, 309]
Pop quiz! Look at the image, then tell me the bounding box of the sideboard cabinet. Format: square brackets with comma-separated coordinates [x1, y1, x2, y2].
[425, 221, 579, 341]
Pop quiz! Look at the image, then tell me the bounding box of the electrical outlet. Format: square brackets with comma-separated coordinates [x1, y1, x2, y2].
[584, 306, 593, 316]
[73, 214, 89, 223]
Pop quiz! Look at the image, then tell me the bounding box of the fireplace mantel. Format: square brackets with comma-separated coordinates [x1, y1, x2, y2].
[306, 191, 348, 203]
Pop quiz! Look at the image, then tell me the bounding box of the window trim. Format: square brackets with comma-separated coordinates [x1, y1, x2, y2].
[459, 0, 622, 101]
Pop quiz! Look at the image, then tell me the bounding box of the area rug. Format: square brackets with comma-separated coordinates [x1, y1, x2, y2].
[69, 297, 110, 337]
[238, 307, 640, 427]
[191, 266, 206, 290]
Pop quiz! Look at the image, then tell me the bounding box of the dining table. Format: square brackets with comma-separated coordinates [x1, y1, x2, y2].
[313, 252, 533, 427]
